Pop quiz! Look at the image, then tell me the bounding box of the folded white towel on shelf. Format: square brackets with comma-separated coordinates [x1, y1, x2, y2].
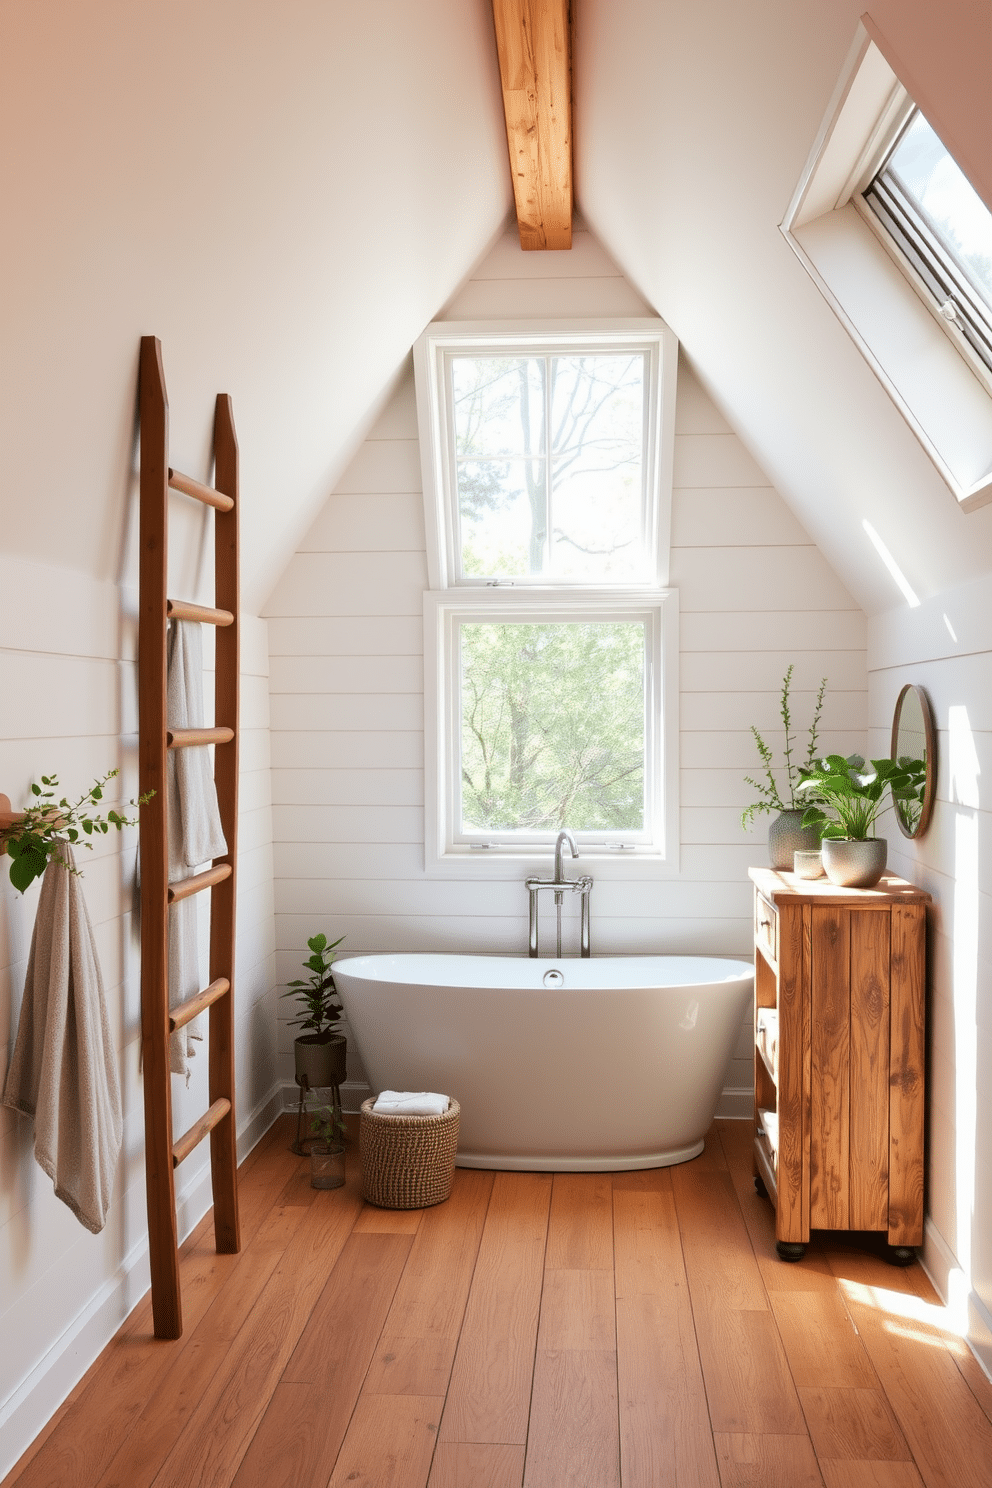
[372, 1090, 450, 1117]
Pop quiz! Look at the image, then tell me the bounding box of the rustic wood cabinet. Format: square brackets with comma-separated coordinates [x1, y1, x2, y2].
[748, 867, 929, 1262]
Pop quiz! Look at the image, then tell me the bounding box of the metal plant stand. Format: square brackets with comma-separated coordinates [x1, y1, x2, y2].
[291, 1074, 343, 1155]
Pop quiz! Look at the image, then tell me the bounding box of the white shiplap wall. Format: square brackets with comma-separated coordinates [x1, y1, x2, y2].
[0, 552, 277, 1477]
[266, 227, 868, 1111]
[869, 579, 992, 1378]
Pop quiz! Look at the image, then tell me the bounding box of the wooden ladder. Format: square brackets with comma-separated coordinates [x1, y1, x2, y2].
[138, 335, 241, 1340]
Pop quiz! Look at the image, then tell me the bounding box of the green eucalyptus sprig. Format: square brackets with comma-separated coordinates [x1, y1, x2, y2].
[741, 666, 828, 830]
[1, 771, 152, 893]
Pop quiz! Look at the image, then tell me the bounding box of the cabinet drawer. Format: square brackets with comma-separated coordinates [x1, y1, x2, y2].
[754, 892, 777, 962]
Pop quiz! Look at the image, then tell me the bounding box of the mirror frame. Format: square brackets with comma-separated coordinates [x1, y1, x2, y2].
[890, 684, 937, 839]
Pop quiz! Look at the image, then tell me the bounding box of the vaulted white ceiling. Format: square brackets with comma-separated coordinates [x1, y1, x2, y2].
[3, 0, 991, 616]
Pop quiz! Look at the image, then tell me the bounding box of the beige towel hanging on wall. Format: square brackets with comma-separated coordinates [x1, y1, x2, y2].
[2, 847, 123, 1234]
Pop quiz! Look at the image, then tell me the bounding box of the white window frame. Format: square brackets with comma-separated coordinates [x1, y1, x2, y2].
[423, 587, 679, 877]
[414, 319, 677, 589]
[414, 317, 680, 878]
[781, 24, 992, 511]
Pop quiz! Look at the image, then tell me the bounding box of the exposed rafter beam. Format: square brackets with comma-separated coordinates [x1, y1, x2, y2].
[492, 0, 572, 250]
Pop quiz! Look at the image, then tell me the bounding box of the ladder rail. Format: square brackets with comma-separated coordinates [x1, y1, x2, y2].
[207, 391, 240, 1255]
[138, 337, 182, 1339]
[138, 336, 241, 1340]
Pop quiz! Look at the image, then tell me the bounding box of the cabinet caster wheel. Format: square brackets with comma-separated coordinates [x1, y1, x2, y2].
[887, 1246, 916, 1267]
[776, 1241, 806, 1262]
[754, 1174, 768, 1198]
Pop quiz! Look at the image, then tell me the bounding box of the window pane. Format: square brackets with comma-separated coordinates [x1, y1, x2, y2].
[451, 352, 650, 581]
[457, 459, 545, 578]
[459, 621, 646, 833]
[550, 355, 646, 580]
[886, 112, 992, 306]
[451, 357, 546, 458]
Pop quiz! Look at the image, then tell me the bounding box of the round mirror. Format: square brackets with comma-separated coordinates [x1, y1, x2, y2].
[890, 684, 936, 838]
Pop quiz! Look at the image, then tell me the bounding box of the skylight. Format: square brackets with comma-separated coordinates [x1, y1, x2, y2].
[864, 109, 992, 375]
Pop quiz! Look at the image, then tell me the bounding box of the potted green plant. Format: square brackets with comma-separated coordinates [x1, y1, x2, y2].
[742, 667, 828, 869]
[796, 753, 922, 887]
[306, 1098, 347, 1189]
[283, 932, 347, 1094]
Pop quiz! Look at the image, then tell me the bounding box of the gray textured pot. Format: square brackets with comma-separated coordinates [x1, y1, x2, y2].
[768, 809, 820, 870]
[821, 837, 887, 889]
[294, 1032, 347, 1090]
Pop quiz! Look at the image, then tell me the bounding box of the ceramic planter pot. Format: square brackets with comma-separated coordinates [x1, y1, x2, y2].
[309, 1141, 346, 1190]
[821, 837, 887, 889]
[294, 1031, 347, 1090]
[768, 809, 820, 870]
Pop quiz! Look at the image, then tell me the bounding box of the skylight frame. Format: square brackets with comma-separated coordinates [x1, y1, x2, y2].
[781, 26, 992, 512]
[858, 109, 992, 387]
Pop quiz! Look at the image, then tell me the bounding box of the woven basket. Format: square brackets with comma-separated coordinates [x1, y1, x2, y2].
[360, 1097, 460, 1209]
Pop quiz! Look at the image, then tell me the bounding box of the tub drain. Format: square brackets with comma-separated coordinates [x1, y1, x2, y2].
[543, 968, 565, 987]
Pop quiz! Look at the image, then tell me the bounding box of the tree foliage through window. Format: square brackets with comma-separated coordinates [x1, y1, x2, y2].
[451, 354, 647, 581]
[460, 621, 645, 832]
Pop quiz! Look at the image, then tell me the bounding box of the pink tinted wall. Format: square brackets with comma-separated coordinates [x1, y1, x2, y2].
[864, 2, 992, 212]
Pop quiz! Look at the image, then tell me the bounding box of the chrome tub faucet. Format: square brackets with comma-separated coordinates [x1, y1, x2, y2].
[526, 830, 593, 958]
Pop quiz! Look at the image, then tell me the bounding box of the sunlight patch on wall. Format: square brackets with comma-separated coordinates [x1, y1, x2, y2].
[949, 703, 980, 1281]
[862, 520, 920, 606]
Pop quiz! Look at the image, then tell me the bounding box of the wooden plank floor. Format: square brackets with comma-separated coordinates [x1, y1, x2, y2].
[6, 1116, 992, 1488]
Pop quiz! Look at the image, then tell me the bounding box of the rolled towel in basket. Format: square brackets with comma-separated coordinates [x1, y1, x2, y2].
[372, 1090, 450, 1116]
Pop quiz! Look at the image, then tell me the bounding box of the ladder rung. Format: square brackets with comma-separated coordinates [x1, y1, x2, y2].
[167, 597, 235, 627]
[168, 467, 235, 513]
[169, 977, 231, 1033]
[172, 1098, 232, 1168]
[167, 726, 235, 749]
[168, 862, 232, 903]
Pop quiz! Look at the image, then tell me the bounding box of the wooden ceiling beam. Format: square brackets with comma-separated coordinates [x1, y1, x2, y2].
[492, 0, 572, 250]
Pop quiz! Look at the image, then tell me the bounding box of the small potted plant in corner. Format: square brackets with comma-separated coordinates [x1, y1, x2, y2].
[306, 1097, 347, 1189]
[283, 932, 347, 1095]
[796, 754, 922, 888]
[742, 666, 828, 870]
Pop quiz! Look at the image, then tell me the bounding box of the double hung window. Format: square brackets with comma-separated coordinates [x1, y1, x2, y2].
[414, 320, 678, 871]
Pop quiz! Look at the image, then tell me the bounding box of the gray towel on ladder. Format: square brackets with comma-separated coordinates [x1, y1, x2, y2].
[2, 848, 123, 1234]
[167, 619, 228, 1081]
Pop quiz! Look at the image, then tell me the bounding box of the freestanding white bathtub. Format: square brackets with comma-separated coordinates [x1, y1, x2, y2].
[334, 953, 753, 1171]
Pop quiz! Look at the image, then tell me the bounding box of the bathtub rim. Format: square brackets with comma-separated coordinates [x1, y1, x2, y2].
[333, 949, 755, 992]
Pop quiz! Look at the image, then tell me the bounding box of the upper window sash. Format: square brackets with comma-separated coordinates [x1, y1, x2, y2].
[414, 319, 678, 591]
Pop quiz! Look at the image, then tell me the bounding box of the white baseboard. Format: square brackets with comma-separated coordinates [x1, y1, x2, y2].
[921, 1217, 992, 1386]
[715, 1087, 754, 1120]
[0, 1081, 284, 1482]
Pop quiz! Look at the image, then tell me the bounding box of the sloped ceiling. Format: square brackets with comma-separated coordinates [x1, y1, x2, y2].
[575, 0, 992, 614]
[0, 0, 510, 612]
[3, 0, 992, 617]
